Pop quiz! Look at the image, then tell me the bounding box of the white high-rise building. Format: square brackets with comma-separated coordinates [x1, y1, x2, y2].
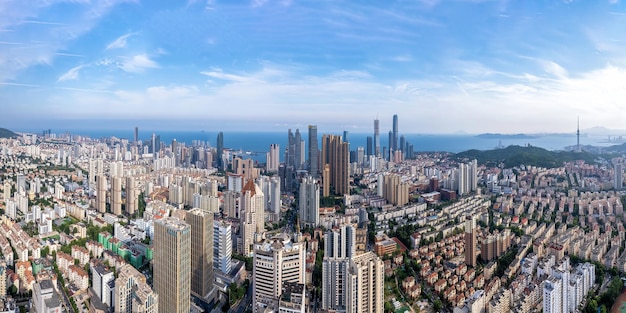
[252, 234, 305, 313]
[322, 225, 356, 310]
[91, 264, 114, 306]
[213, 220, 232, 274]
[266, 144, 280, 173]
[543, 277, 562, 313]
[299, 176, 319, 227]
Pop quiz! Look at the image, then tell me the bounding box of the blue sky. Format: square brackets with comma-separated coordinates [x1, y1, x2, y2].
[1, 0, 625, 134]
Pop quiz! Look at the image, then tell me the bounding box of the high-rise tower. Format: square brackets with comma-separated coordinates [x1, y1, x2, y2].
[308, 125, 319, 177]
[187, 208, 215, 300]
[374, 118, 380, 157]
[321, 134, 350, 196]
[346, 252, 385, 313]
[299, 176, 320, 227]
[154, 217, 191, 313]
[465, 215, 477, 267]
[392, 114, 398, 152]
[216, 132, 224, 170]
[322, 225, 356, 310]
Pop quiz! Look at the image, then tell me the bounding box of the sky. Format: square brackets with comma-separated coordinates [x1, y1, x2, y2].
[1, 0, 626, 134]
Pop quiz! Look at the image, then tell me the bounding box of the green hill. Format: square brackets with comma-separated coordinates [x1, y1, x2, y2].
[456, 145, 597, 168]
[0, 128, 17, 139]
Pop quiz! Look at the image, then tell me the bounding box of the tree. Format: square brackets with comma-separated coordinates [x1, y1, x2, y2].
[434, 299, 443, 311]
[41, 246, 50, 258]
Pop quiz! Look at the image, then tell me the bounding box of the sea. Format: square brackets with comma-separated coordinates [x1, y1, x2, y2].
[24, 128, 616, 162]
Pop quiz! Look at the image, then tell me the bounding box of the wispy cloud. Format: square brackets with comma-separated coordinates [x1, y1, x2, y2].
[201, 69, 257, 83]
[106, 32, 136, 50]
[20, 20, 66, 26]
[58, 65, 85, 82]
[0, 82, 38, 87]
[119, 54, 159, 72]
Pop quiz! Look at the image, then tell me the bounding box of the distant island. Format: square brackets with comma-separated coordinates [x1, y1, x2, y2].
[476, 133, 538, 139]
[0, 128, 17, 139]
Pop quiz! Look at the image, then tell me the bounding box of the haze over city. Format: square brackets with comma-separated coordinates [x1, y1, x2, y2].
[1, 0, 626, 133]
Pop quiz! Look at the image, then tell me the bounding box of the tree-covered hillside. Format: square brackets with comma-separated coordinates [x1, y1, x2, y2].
[456, 145, 597, 168]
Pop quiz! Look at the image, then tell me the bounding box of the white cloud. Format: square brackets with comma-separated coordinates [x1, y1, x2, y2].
[119, 54, 158, 72]
[58, 65, 85, 81]
[106, 32, 136, 50]
[542, 61, 568, 78]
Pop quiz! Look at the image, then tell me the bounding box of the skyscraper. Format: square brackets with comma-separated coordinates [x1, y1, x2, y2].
[134, 127, 139, 144]
[308, 125, 319, 177]
[295, 129, 303, 169]
[465, 215, 477, 267]
[299, 176, 320, 227]
[321, 134, 350, 196]
[366, 136, 373, 157]
[216, 132, 224, 170]
[253, 234, 305, 313]
[187, 208, 215, 300]
[392, 114, 398, 151]
[346, 251, 385, 313]
[322, 225, 356, 310]
[266, 144, 280, 173]
[374, 118, 380, 157]
[154, 217, 191, 313]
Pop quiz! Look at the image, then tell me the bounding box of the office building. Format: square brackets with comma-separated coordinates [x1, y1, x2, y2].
[465, 215, 477, 267]
[154, 217, 191, 313]
[346, 251, 385, 313]
[214, 219, 232, 274]
[187, 208, 215, 300]
[115, 264, 158, 313]
[33, 280, 62, 313]
[321, 134, 350, 196]
[322, 224, 356, 311]
[96, 175, 107, 213]
[309, 125, 319, 177]
[92, 264, 114, 306]
[252, 234, 306, 313]
[267, 144, 280, 173]
[299, 176, 320, 227]
[134, 126, 138, 144]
